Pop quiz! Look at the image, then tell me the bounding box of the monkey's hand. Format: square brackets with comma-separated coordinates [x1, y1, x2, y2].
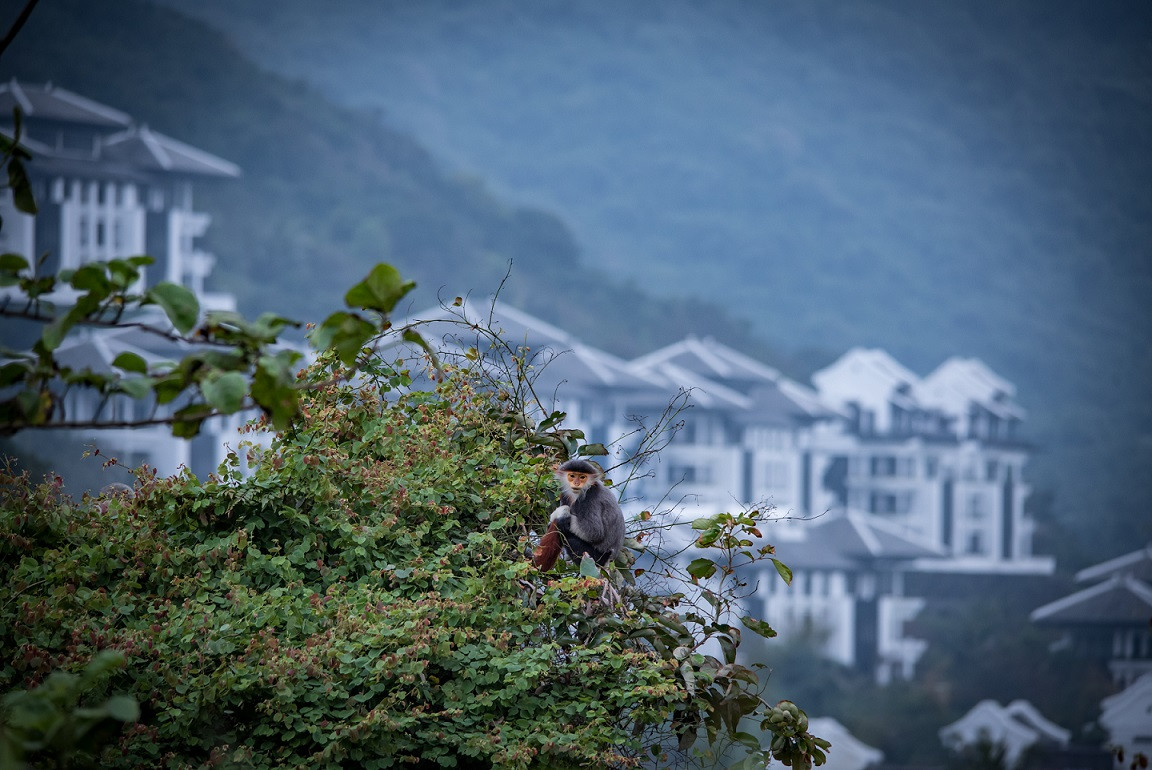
[549, 505, 571, 524]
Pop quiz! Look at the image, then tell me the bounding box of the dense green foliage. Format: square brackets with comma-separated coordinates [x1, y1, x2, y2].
[1, 349, 824, 768]
[1, 650, 139, 768]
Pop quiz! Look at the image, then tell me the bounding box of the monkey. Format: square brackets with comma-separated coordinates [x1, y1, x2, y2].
[547, 458, 625, 567]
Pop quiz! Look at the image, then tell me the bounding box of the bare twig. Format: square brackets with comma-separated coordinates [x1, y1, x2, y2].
[0, 0, 39, 61]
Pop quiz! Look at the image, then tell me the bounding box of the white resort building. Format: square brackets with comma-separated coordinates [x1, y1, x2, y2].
[405, 299, 1055, 682]
[0, 79, 244, 479]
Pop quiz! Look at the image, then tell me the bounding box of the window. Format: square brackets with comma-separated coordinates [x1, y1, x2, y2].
[871, 456, 896, 477]
[967, 494, 986, 520]
[670, 465, 711, 485]
[870, 492, 912, 515]
[870, 456, 913, 478]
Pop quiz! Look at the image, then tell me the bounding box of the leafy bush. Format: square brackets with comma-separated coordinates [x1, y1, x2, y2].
[0, 350, 823, 768]
[0, 650, 138, 769]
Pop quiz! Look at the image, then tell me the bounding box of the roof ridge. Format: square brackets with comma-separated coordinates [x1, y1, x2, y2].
[1030, 573, 1132, 622]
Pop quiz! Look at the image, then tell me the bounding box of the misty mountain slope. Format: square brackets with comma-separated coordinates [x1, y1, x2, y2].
[3, 0, 791, 364]
[148, 0, 1152, 561]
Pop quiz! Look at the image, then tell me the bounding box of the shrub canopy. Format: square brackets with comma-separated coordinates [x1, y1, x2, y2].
[1, 352, 825, 769]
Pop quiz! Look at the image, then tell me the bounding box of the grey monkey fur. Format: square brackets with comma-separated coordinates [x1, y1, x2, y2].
[549, 458, 625, 565]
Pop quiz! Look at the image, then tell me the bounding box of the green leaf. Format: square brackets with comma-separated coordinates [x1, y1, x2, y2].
[40, 314, 74, 353]
[577, 443, 608, 457]
[251, 312, 300, 342]
[687, 558, 717, 580]
[152, 371, 188, 405]
[7, 156, 38, 215]
[740, 616, 777, 639]
[145, 282, 199, 334]
[70, 263, 112, 294]
[0, 361, 27, 388]
[537, 411, 566, 431]
[771, 558, 793, 586]
[0, 253, 29, 272]
[171, 404, 211, 438]
[314, 311, 376, 367]
[201, 371, 248, 414]
[251, 351, 301, 430]
[579, 555, 600, 577]
[118, 376, 154, 400]
[102, 695, 140, 722]
[343, 263, 415, 313]
[402, 328, 442, 376]
[112, 352, 148, 374]
[107, 259, 142, 288]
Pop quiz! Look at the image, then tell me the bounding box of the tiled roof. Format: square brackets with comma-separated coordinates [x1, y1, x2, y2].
[101, 126, 240, 178]
[918, 356, 1025, 420]
[1075, 543, 1152, 584]
[1030, 574, 1152, 625]
[402, 299, 667, 395]
[628, 336, 836, 419]
[0, 80, 132, 128]
[774, 510, 943, 570]
[630, 335, 780, 385]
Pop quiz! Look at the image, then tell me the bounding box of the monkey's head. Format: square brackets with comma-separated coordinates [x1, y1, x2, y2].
[556, 458, 601, 494]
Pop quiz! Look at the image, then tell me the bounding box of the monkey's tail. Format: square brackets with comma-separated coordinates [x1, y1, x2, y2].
[533, 522, 562, 571]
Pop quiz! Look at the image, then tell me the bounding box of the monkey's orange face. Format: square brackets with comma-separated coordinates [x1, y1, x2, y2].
[564, 471, 592, 490]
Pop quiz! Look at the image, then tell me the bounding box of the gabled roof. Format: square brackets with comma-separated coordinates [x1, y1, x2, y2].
[630, 335, 780, 386]
[1030, 574, 1152, 625]
[1075, 543, 1152, 584]
[811, 347, 921, 408]
[0, 80, 132, 128]
[1100, 673, 1152, 739]
[1002, 700, 1071, 745]
[629, 336, 835, 419]
[402, 299, 667, 394]
[918, 357, 1025, 420]
[939, 699, 1068, 767]
[630, 359, 750, 410]
[806, 717, 883, 770]
[102, 125, 240, 178]
[774, 510, 944, 570]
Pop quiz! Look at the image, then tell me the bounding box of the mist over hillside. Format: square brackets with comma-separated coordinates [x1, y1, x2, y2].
[5, 0, 1151, 567]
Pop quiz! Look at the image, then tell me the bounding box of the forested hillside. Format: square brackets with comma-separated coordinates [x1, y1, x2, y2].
[4, 0, 1151, 567]
[2, 0, 784, 365]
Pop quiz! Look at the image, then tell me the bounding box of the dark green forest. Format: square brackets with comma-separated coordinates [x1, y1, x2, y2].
[4, 0, 1151, 571]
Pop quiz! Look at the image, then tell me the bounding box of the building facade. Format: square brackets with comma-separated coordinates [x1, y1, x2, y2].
[1031, 545, 1152, 688]
[1, 80, 245, 479]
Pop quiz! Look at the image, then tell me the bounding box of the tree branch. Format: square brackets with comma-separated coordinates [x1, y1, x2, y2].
[0, 305, 233, 347]
[0, 0, 39, 60]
